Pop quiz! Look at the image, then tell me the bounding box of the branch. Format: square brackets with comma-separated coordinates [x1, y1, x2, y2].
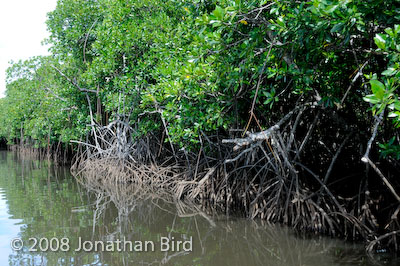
[222, 106, 301, 150]
[340, 60, 368, 105]
[83, 18, 98, 64]
[363, 157, 400, 202]
[361, 111, 400, 202]
[42, 87, 68, 102]
[367, 230, 400, 253]
[362, 111, 384, 162]
[239, 2, 275, 18]
[323, 132, 352, 185]
[51, 65, 97, 94]
[224, 145, 257, 163]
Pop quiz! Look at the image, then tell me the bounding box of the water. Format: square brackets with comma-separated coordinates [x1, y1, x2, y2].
[0, 151, 396, 266]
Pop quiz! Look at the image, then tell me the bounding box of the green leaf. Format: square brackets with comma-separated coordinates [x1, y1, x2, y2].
[394, 24, 400, 35]
[276, 16, 285, 27]
[213, 6, 224, 21]
[260, 0, 269, 7]
[382, 67, 396, 76]
[330, 23, 344, 33]
[374, 34, 386, 49]
[394, 100, 400, 111]
[363, 95, 380, 104]
[325, 5, 338, 14]
[370, 80, 385, 100]
[384, 27, 394, 36]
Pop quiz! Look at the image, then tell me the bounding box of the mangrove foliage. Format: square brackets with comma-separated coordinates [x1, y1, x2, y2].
[1, 0, 400, 254]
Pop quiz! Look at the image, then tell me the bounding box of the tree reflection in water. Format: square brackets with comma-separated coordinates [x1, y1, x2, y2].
[0, 151, 394, 266]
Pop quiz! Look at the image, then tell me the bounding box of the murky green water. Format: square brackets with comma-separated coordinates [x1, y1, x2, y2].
[0, 151, 397, 265]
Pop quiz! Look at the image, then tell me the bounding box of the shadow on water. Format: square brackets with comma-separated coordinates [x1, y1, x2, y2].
[0, 151, 397, 266]
[0, 138, 7, 150]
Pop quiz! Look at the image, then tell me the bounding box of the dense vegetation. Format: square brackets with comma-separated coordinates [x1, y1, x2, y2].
[1, 0, 399, 153]
[1, 0, 400, 253]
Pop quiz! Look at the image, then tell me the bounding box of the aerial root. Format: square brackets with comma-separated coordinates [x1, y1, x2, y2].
[71, 107, 400, 253]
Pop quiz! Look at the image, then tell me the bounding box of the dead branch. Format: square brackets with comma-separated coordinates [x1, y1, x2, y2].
[222, 106, 301, 151]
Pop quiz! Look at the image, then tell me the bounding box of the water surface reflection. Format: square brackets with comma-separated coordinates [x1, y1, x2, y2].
[0, 151, 396, 265]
